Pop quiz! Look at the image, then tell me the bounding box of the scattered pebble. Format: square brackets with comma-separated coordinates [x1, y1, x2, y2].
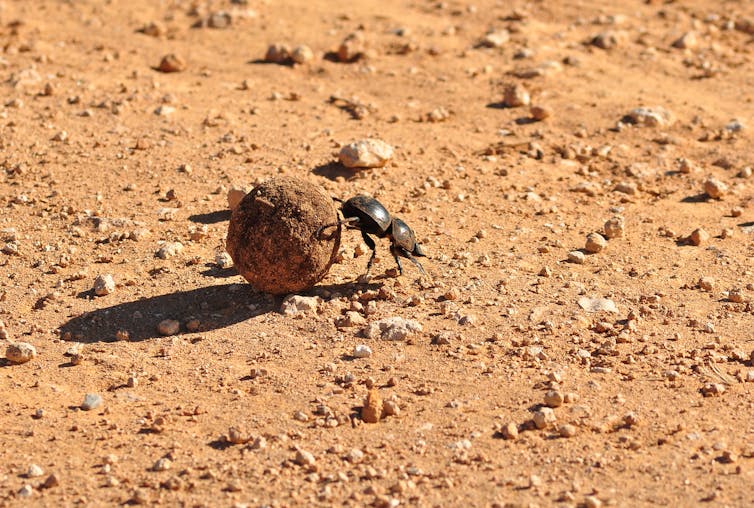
[337, 31, 367, 62]
[42, 474, 59, 489]
[500, 422, 519, 440]
[157, 54, 186, 73]
[703, 178, 728, 199]
[672, 31, 699, 49]
[530, 105, 551, 121]
[603, 216, 625, 239]
[157, 319, 180, 336]
[625, 107, 675, 127]
[339, 139, 394, 169]
[584, 232, 607, 253]
[701, 383, 726, 397]
[5, 342, 37, 364]
[568, 250, 585, 264]
[280, 295, 319, 316]
[152, 457, 172, 472]
[93, 274, 116, 296]
[81, 393, 103, 411]
[265, 43, 291, 64]
[544, 390, 564, 408]
[578, 296, 618, 313]
[502, 83, 530, 107]
[382, 400, 400, 417]
[215, 252, 233, 269]
[479, 29, 510, 48]
[155, 242, 183, 259]
[291, 45, 314, 64]
[294, 449, 316, 466]
[363, 317, 422, 341]
[353, 344, 372, 358]
[26, 464, 44, 478]
[533, 407, 556, 429]
[559, 424, 577, 438]
[688, 228, 709, 246]
[361, 388, 383, 423]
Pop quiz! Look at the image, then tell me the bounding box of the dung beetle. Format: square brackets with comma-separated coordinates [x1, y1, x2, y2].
[317, 195, 426, 278]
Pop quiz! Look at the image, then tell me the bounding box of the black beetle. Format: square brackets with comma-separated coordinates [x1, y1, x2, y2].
[317, 195, 426, 278]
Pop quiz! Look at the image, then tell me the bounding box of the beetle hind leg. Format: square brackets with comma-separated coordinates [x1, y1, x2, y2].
[316, 217, 358, 240]
[361, 230, 378, 278]
[392, 245, 426, 276]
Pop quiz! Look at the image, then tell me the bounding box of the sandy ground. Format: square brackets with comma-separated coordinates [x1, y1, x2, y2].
[1, 0, 754, 506]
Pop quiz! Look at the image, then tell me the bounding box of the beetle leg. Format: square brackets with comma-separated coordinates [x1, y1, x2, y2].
[316, 217, 358, 239]
[393, 245, 426, 276]
[361, 230, 377, 277]
[390, 245, 405, 275]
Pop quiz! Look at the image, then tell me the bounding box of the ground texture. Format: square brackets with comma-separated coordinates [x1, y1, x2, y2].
[1, 0, 754, 506]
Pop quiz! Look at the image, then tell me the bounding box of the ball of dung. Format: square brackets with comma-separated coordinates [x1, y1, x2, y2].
[226, 177, 340, 295]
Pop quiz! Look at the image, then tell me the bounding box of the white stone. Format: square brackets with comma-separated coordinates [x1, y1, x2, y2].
[339, 139, 394, 169]
[353, 345, 372, 358]
[578, 296, 619, 313]
[281, 295, 319, 316]
[155, 242, 183, 259]
[363, 317, 422, 341]
[626, 107, 675, 127]
[93, 274, 115, 296]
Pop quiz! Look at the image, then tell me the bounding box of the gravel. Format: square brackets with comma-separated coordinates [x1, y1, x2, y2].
[352, 344, 373, 358]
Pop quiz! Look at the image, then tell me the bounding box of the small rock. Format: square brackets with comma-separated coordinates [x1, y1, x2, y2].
[227, 427, 249, 445]
[701, 382, 726, 397]
[626, 107, 675, 127]
[41, 474, 59, 489]
[382, 400, 400, 417]
[353, 345, 372, 358]
[500, 422, 519, 440]
[157, 54, 186, 73]
[578, 296, 618, 313]
[339, 139, 394, 169]
[688, 228, 710, 246]
[728, 288, 745, 303]
[157, 319, 180, 336]
[155, 242, 183, 259]
[603, 217, 624, 239]
[152, 457, 172, 472]
[81, 393, 103, 411]
[672, 31, 699, 49]
[207, 11, 232, 29]
[698, 277, 715, 291]
[559, 424, 577, 438]
[6, 342, 37, 364]
[215, 252, 233, 269]
[17, 485, 33, 497]
[530, 105, 551, 121]
[568, 250, 585, 264]
[141, 21, 166, 37]
[591, 31, 621, 49]
[337, 31, 367, 62]
[291, 45, 314, 64]
[280, 295, 319, 316]
[532, 407, 556, 429]
[502, 83, 530, 107]
[544, 390, 564, 408]
[294, 449, 316, 466]
[584, 495, 603, 508]
[479, 29, 510, 48]
[27, 464, 44, 478]
[361, 388, 383, 423]
[93, 274, 116, 296]
[703, 178, 728, 199]
[363, 317, 422, 341]
[584, 233, 607, 253]
[265, 43, 291, 64]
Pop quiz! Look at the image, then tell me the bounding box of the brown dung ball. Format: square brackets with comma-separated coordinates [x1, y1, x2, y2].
[226, 177, 341, 295]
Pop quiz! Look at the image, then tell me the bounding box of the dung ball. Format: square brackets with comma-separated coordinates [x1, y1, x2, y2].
[226, 177, 340, 295]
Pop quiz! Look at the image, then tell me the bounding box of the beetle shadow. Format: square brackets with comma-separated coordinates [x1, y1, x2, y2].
[312, 161, 358, 181]
[58, 281, 380, 343]
[189, 210, 231, 224]
[59, 283, 272, 343]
